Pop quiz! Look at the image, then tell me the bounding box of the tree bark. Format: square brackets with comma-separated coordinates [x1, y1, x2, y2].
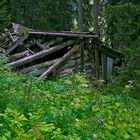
[5, 40, 74, 68]
[40, 45, 79, 78]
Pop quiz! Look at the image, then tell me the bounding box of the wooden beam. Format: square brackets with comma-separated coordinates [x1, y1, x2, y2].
[89, 42, 124, 59]
[5, 34, 29, 55]
[40, 45, 79, 78]
[36, 40, 55, 49]
[29, 31, 98, 38]
[9, 50, 30, 61]
[4, 40, 74, 68]
[19, 58, 60, 74]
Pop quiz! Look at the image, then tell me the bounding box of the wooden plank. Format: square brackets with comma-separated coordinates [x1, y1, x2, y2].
[5, 34, 29, 55]
[89, 41, 124, 59]
[36, 40, 55, 49]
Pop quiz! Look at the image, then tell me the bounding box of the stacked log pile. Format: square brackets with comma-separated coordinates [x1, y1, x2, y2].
[0, 24, 124, 81]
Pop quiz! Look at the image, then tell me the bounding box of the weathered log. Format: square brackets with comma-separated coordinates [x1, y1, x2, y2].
[5, 34, 29, 55]
[19, 58, 60, 74]
[58, 60, 92, 74]
[24, 41, 36, 48]
[40, 45, 79, 78]
[5, 40, 74, 68]
[9, 50, 30, 61]
[26, 48, 35, 54]
[7, 32, 15, 43]
[36, 40, 55, 49]
[29, 31, 98, 38]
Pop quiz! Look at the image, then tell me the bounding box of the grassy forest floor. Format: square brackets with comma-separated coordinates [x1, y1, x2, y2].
[0, 63, 140, 140]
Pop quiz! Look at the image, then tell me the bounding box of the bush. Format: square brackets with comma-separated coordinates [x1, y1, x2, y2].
[0, 67, 140, 139]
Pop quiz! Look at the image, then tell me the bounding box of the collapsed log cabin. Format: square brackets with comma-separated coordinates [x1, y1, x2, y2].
[0, 24, 124, 82]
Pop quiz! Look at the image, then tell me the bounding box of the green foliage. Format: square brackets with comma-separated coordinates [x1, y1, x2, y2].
[0, 67, 140, 139]
[100, 1, 140, 99]
[9, 0, 74, 31]
[0, 0, 11, 33]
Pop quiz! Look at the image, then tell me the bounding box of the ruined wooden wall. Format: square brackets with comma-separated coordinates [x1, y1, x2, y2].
[0, 25, 124, 82]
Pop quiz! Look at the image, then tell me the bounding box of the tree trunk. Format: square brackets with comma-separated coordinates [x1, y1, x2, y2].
[93, 0, 100, 79]
[77, 0, 84, 72]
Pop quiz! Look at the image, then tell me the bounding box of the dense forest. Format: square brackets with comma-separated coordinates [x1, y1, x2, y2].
[0, 0, 140, 139]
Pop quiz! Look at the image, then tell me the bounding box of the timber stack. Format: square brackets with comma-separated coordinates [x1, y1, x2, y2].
[0, 24, 124, 81]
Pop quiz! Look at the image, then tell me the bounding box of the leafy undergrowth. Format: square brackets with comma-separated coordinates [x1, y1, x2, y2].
[0, 67, 140, 140]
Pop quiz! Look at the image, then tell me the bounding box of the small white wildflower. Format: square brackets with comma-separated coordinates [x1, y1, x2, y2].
[128, 80, 133, 84]
[97, 119, 104, 124]
[92, 133, 97, 139]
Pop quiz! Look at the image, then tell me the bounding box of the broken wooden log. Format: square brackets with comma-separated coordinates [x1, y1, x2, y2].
[36, 40, 55, 49]
[9, 50, 30, 61]
[5, 40, 74, 68]
[7, 32, 15, 43]
[40, 45, 79, 78]
[19, 58, 60, 74]
[29, 31, 98, 38]
[5, 34, 29, 55]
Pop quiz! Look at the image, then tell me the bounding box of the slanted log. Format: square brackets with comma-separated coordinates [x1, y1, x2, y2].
[9, 50, 30, 61]
[40, 45, 79, 78]
[36, 40, 55, 49]
[5, 40, 74, 68]
[5, 34, 29, 55]
[7, 32, 15, 43]
[19, 58, 60, 74]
